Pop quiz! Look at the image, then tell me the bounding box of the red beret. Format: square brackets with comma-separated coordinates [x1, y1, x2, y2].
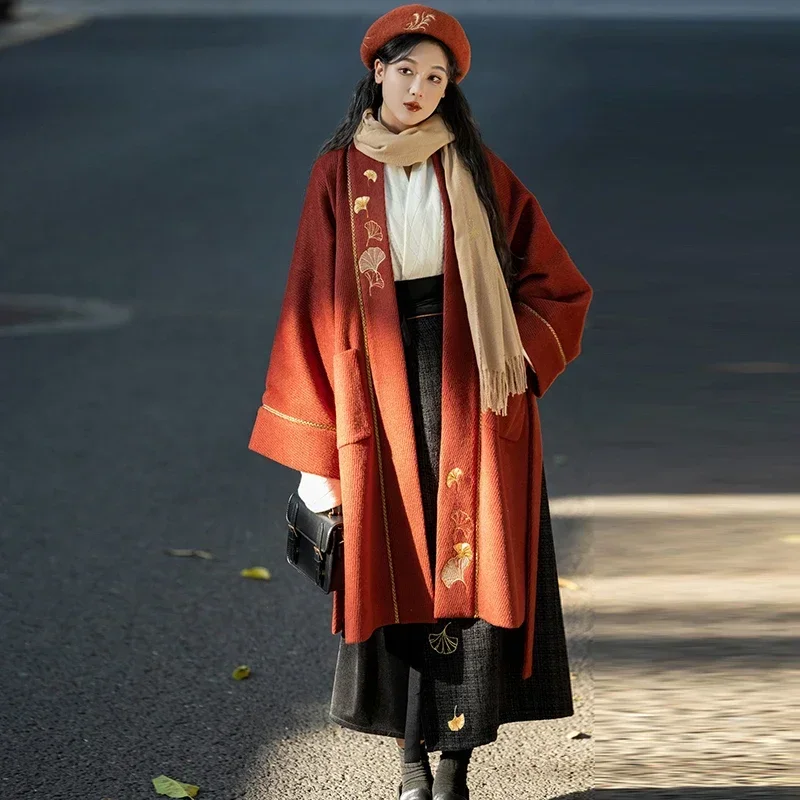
[360, 4, 471, 84]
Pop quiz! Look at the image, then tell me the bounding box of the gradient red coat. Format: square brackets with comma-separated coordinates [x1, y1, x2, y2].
[249, 143, 592, 679]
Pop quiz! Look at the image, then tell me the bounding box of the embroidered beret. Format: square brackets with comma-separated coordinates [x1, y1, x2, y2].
[360, 4, 471, 83]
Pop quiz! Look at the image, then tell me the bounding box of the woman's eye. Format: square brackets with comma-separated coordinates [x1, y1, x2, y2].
[398, 67, 441, 83]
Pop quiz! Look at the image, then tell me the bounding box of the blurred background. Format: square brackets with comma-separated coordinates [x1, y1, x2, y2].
[1, 1, 797, 798]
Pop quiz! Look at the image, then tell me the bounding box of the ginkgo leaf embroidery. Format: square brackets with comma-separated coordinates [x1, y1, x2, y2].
[363, 169, 377, 183]
[358, 246, 386, 273]
[453, 542, 473, 561]
[428, 622, 459, 655]
[363, 269, 385, 295]
[364, 219, 383, 242]
[354, 195, 370, 215]
[448, 705, 465, 731]
[152, 775, 199, 798]
[451, 509, 471, 529]
[446, 467, 464, 489]
[441, 542, 473, 589]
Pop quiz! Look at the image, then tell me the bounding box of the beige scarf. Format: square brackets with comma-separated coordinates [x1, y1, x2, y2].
[352, 107, 526, 416]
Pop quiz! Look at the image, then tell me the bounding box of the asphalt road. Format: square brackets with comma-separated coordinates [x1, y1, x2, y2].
[0, 13, 797, 800]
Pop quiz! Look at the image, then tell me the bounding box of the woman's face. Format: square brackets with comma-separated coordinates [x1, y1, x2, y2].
[374, 40, 450, 134]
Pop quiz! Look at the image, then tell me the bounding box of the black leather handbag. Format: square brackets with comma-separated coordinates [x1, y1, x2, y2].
[285, 492, 344, 594]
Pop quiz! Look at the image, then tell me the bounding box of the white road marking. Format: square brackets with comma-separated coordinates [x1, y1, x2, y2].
[550, 494, 800, 518]
[0, 293, 132, 336]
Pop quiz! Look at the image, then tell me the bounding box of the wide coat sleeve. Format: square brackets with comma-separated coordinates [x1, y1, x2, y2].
[248, 155, 340, 479]
[485, 147, 593, 397]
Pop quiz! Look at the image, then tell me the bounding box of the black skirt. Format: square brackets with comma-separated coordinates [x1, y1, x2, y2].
[328, 275, 573, 752]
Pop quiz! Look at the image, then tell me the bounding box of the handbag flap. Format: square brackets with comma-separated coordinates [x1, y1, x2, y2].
[286, 492, 342, 553]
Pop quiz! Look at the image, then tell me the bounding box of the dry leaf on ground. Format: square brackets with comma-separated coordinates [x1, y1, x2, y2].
[152, 774, 199, 798]
[240, 567, 271, 581]
[164, 549, 213, 560]
[558, 577, 581, 591]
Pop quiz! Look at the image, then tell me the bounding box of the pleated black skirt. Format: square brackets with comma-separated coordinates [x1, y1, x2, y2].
[328, 275, 573, 752]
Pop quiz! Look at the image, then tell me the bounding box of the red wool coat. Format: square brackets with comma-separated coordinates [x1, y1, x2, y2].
[249, 143, 592, 679]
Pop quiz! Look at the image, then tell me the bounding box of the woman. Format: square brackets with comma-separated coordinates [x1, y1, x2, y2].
[248, 5, 593, 799]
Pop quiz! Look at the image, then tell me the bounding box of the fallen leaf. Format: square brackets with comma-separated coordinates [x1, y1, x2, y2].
[558, 577, 581, 591]
[232, 665, 251, 680]
[781, 535, 800, 544]
[240, 567, 271, 581]
[567, 731, 591, 740]
[447, 705, 465, 731]
[152, 774, 199, 798]
[164, 549, 213, 560]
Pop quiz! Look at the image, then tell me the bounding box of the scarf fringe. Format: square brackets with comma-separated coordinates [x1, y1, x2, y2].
[481, 354, 528, 416]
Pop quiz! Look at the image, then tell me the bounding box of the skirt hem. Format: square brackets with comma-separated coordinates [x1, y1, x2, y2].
[328, 706, 576, 751]
[328, 711, 404, 740]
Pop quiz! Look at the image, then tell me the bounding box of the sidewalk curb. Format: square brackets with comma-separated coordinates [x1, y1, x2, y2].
[0, 9, 86, 50]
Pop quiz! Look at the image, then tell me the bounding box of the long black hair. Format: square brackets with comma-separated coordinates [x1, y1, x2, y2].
[318, 33, 520, 290]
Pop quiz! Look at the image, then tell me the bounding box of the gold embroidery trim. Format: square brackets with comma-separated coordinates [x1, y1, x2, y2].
[358, 245, 386, 294]
[448, 705, 465, 731]
[515, 301, 567, 368]
[446, 467, 463, 489]
[429, 622, 459, 654]
[347, 149, 399, 623]
[261, 404, 335, 431]
[405, 11, 436, 31]
[442, 540, 473, 589]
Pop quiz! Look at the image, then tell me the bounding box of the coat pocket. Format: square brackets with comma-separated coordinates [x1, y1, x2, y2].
[333, 348, 373, 447]
[497, 390, 527, 442]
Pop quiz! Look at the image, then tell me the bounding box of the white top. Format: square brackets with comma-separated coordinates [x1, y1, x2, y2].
[384, 160, 444, 281]
[297, 157, 531, 512]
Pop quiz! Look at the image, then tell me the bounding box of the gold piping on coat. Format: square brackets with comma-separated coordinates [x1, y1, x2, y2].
[514, 301, 567, 368]
[261, 404, 336, 431]
[347, 151, 399, 622]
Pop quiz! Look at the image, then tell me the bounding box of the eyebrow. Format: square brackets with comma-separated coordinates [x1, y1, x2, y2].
[400, 57, 447, 74]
